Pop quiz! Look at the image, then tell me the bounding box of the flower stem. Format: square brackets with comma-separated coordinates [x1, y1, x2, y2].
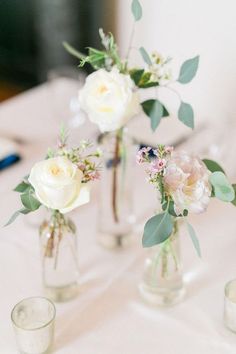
[112, 131, 121, 223]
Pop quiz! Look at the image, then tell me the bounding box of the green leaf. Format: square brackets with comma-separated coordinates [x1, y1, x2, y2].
[21, 192, 41, 211]
[87, 48, 106, 69]
[178, 55, 199, 84]
[210, 171, 235, 202]
[187, 223, 201, 257]
[202, 159, 225, 174]
[14, 181, 31, 193]
[162, 200, 178, 217]
[4, 208, 31, 226]
[143, 212, 173, 247]
[142, 99, 169, 131]
[178, 101, 194, 129]
[138, 81, 159, 88]
[139, 47, 152, 66]
[131, 0, 142, 21]
[130, 69, 145, 86]
[231, 184, 236, 206]
[63, 41, 86, 60]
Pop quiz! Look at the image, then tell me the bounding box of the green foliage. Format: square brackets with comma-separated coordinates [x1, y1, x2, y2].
[63, 41, 86, 61]
[178, 56, 199, 84]
[141, 99, 169, 131]
[202, 159, 225, 173]
[143, 212, 173, 247]
[178, 101, 194, 129]
[131, 0, 142, 21]
[5, 208, 31, 226]
[210, 172, 235, 202]
[187, 223, 201, 257]
[231, 184, 236, 206]
[130, 69, 145, 85]
[139, 47, 152, 65]
[129, 69, 158, 88]
[21, 191, 41, 211]
[14, 181, 31, 193]
[162, 200, 178, 217]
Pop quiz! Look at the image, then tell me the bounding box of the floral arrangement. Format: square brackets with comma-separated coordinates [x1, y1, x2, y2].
[63, 0, 199, 228]
[64, 0, 198, 133]
[137, 146, 236, 255]
[6, 127, 101, 226]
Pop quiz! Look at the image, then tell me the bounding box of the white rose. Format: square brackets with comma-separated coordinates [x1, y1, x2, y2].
[79, 67, 140, 132]
[163, 152, 211, 215]
[29, 156, 89, 214]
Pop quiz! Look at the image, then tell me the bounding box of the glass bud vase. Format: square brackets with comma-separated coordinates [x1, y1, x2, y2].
[39, 211, 79, 302]
[97, 128, 135, 249]
[139, 220, 185, 306]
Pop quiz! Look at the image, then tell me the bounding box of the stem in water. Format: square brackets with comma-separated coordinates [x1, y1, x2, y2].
[112, 130, 122, 223]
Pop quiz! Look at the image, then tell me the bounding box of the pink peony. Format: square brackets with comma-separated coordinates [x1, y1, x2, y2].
[163, 151, 211, 215]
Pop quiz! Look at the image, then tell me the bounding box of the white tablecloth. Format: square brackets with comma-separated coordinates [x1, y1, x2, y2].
[0, 84, 236, 354]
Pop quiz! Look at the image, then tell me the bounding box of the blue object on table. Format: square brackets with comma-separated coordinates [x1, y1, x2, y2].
[0, 154, 21, 171]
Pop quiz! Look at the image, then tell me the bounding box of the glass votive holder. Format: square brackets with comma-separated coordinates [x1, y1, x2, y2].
[224, 279, 236, 333]
[11, 296, 56, 354]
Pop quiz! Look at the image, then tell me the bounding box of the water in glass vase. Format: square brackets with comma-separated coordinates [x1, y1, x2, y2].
[39, 212, 79, 302]
[97, 128, 136, 249]
[139, 220, 185, 306]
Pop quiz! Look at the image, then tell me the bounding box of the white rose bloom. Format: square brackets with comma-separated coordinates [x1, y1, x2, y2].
[79, 67, 140, 132]
[29, 157, 89, 214]
[163, 152, 211, 215]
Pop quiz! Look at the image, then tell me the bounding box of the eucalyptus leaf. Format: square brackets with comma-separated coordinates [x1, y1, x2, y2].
[162, 200, 178, 217]
[178, 56, 199, 84]
[203, 159, 225, 174]
[178, 101, 194, 129]
[187, 223, 201, 257]
[231, 184, 236, 206]
[142, 99, 169, 131]
[5, 208, 31, 226]
[139, 47, 152, 66]
[210, 172, 235, 202]
[143, 212, 173, 247]
[21, 192, 41, 211]
[131, 0, 142, 21]
[14, 181, 31, 193]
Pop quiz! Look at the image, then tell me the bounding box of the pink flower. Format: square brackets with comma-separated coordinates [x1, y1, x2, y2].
[77, 162, 86, 171]
[88, 170, 100, 181]
[149, 158, 166, 174]
[164, 146, 174, 154]
[163, 151, 211, 215]
[136, 147, 152, 164]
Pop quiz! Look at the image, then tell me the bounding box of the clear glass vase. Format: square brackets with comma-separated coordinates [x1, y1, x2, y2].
[97, 128, 136, 249]
[39, 211, 79, 302]
[139, 220, 185, 306]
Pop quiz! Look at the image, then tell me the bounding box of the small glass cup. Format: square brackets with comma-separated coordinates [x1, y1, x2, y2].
[11, 296, 56, 354]
[224, 279, 236, 333]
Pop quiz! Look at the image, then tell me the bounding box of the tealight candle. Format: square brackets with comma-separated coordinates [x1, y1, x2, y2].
[224, 279, 236, 333]
[11, 297, 56, 354]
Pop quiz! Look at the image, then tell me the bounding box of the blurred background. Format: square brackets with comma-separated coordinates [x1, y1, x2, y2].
[0, 0, 235, 124]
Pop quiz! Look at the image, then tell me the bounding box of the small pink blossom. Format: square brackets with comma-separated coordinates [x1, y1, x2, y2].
[149, 158, 166, 174]
[164, 146, 174, 154]
[147, 158, 166, 179]
[77, 162, 86, 171]
[88, 170, 100, 181]
[136, 147, 152, 164]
